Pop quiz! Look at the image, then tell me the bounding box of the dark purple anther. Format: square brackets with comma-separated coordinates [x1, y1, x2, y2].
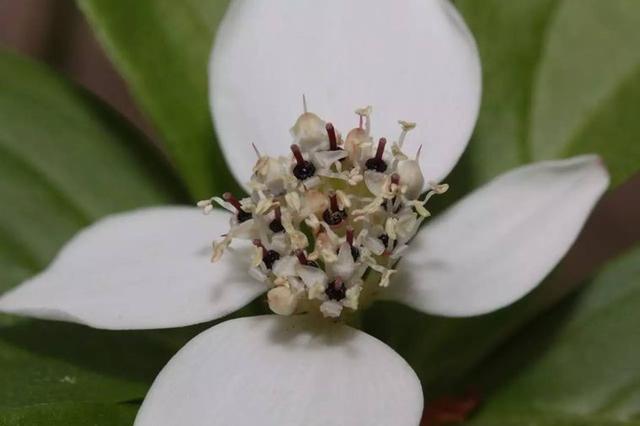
[291, 144, 316, 180]
[269, 205, 285, 233]
[223, 192, 252, 223]
[322, 192, 347, 226]
[325, 279, 347, 301]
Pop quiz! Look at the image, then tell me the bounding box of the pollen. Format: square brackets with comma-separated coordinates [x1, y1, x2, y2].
[203, 104, 448, 319]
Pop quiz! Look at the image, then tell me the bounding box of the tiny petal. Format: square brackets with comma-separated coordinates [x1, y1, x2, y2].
[290, 112, 329, 152]
[396, 159, 424, 199]
[328, 243, 356, 279]
[320, 300, 344, 318]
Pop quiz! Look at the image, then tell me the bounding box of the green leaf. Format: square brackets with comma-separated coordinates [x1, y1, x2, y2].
[466, 246, 640, 425]
[457, 0, 640, 188]
[0, 402, 137, 426]
[453, 0, 557, 182]
[0, 50, 186, 293]
[527, 0, 640, 187]
[0, 320, 180, 409]
[77, 0, 238, 199]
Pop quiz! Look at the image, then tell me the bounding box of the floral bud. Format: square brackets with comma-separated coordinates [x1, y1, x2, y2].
[267, 286, 298, 316]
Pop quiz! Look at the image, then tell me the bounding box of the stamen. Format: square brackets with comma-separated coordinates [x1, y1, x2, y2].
[223, 192, 252, 223]
[397, 120, 416, 148]
[365, 138, 388, 172]
[355, 106, 372, 135]
[291, 144, 316, 180]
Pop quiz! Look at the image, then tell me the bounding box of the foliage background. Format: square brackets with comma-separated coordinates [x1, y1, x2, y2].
[0, 0, 639, 425]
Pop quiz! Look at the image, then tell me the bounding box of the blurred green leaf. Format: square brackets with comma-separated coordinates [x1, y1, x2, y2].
[0, 321, 175, 410]
[457, 0, 640, 188]
[0, 50, 188, 421]
[465, 245, 640, 424]
[528, 0, 640, 187]
[0, 402, 137, 426]
[0, 50, 186, 293]
[454, 0, 556, 182]
[77, 0, 237, 199]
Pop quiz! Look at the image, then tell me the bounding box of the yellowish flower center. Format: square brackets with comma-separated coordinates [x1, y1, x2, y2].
[201, 106, 448, 319]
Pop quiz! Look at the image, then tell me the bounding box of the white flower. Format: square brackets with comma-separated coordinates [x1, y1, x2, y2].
[0, 1, 609, 425]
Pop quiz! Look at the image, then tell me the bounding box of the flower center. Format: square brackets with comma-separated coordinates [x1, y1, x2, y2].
[202, 105, 448, 319]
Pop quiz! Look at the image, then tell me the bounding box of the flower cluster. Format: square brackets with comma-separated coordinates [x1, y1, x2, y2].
[200, 105, 448, 318]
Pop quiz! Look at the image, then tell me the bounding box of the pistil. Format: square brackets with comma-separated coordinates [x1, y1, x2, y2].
[269, 205, 285, 233]
[326, 123, 341, 151]
[253, 240, 280, 270]
[325, 278, 346, 301]
[322, 192, 347, 226]
[223, 192, 252, 223]
[291, 144, 316, 180]
[365, 138, 388, 172]
[295, 249, 318, 267]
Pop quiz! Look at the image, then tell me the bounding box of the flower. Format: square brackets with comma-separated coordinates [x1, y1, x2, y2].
[0, 0, 609, 425]
[206, 103, 457, 321]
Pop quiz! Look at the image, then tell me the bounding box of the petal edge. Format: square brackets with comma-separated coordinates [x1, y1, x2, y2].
[387, 155, 610, 317]
[209, 0, 482, 189]
[136, 315, 423, 426]
[0, 207, 264, 329]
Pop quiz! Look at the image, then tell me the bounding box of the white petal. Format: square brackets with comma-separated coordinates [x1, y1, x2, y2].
[0, 207, 265, 329]
[387, 155, 609, 316]
[320, 300, 344, 318]
[210, 0, 481, 189]
[135, 315, 423, 426]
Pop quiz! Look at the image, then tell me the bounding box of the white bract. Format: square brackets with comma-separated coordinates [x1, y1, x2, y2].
[0, 1, 609, 425]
